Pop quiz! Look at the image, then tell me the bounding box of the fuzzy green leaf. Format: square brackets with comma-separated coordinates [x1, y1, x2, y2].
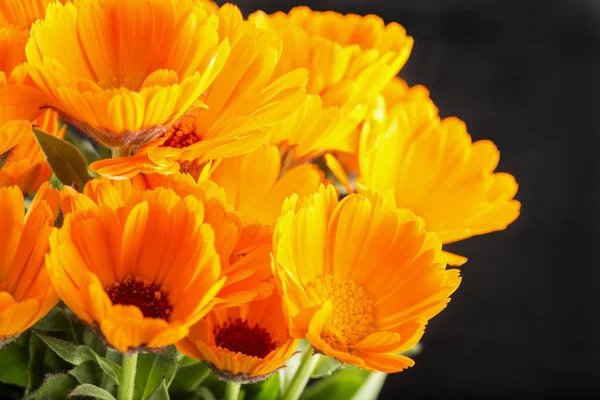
[0, 338, 29, 387]
[70, 384, 117, 400]
[133, 346, 178, 400]
[0, 146, 15, 170]
[170, 360, 210, 393]
[146, 379, 170, 400]
[23, 373, 77, 400]
[32, 127, 93, 190]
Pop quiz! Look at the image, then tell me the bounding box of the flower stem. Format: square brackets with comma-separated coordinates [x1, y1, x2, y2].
[282, 347, 320, 400]
[118, 352, 138, 400]
[224, 381, 241, 400]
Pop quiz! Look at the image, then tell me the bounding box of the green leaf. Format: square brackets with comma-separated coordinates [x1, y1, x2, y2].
[300, 367, 370, 400]
[27, 332, 45, 393]
[133, 346, 178, 400]
[33, 306, 73, 333]
[35, 332, 122, 384]
[64, 127, 102, 163]
[195, 387, 218, 400]
[32, 127, 93, 190]
[23, 373, 77, 400]
[70, 384, 117, 400]
[0, 337, 29, 386]
[70, 361, 104, 386]
[350, 372, 387, 400]
[0, 146, 15, 169]
[254, 373, 280, 400]
[311, 356, 341, 379]
[170, 360, 210, 393]
[146, 379, 170, 400]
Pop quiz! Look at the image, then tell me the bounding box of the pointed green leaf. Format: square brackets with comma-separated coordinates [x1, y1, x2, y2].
[32, 127, 93, 190]
[23, 373, 77, 400]
[310, 356, 341, 379]
[70, 361, 104, 386]
[134, 346, 178, 400]
[0, 146, 15, 170]
[255, 373, 280, 400]
[300, 367, 370, 400]
[35, 332, 122, 384]
[170, 360, 210, 393]
[33, 306, 73, 333]
[146, 379, 170, 400]
[27, 332, 45, 393]
[70, 384, 117, 400]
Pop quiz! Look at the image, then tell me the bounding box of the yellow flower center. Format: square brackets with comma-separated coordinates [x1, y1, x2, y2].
[105, 275, 173, 320]
[162, 121, 202, 148]
[305, 275, 375, 348]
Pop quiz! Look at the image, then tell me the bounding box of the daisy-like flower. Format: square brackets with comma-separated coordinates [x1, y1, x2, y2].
[59, 173, 274, 308]
[0, 0, 65, 29]
[210, 144, 324, 226]
[251, 6, 413, 154]
[46, 186, 226, 352]
[0, 109, 66, 195]
[0, 183, 59, 344]
[357, 80, 520, 265]
[25, 0, 230, 152]
[89, 4, 308, 180]
[272, 185, 461, 373]
[177, 290, 297, 383]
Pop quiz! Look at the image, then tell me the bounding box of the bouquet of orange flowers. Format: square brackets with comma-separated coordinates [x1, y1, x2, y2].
[0, 1, 521, 399]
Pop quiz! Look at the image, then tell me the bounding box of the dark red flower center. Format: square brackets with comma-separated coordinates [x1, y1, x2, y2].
[105, 275, 173, 320]
[215, 318, 276, 359]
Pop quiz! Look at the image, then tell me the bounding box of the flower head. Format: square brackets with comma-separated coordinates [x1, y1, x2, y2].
[89, 4, 308, 179]
[210, 144, 324, 226]
[0, 110, 66, 194]
[26, 0, 230, 149]
[47, 186, 226, 352]
[0, 183, 59, 343]
[272, 185, 461, 373]
[357, 80, 520, 265]
[177, 290, 297, 382]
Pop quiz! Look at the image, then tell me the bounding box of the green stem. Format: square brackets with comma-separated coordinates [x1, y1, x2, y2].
[224, 381, 241, 400]
[118, 352, 138, 400]
[282, 347, 320, 400]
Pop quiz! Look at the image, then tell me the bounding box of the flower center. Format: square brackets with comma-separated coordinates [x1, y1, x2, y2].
[305, 275, 375, 348]
[105, 275, 173, 320]
[162, 121, 202, 148]
[214, 318, 276, 359]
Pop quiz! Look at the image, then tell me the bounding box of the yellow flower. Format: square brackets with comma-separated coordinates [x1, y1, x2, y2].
[0, 183, 59, 343]
[89, 4, 307, 179]
[272, 185, 461, 373]
[251, 6, 413, 154]
[0, 25, 45, 124]
[59, 173, 274, 307]
[25, 0, 230, 150]
[177, 290, 297, 382]
[0, 109, 66, 195]
[357, 80, 520, 265]
[0, 0, 65, 30]
[47, 185, 226, 352]
[210, 144, 324, 226]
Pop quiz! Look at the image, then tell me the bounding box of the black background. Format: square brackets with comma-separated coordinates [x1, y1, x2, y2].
[233, 0, 600, 397]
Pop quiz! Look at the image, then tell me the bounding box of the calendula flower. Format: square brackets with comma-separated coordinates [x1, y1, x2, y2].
[89, 4, 307, 180]
[0, 0, 65, 29]
[177, 290, 297, 382]
[0, 183, 59, 343]
[251, 6, 414, 154]
[47, 186, 227, 352]
[210, 144, 324, 226]
[25, 0, 230, 151]
[357, 80, 520, 265]
[272, 185, 461, 373]
[0, 109, 66, 195]
[59, 173, 274, 307]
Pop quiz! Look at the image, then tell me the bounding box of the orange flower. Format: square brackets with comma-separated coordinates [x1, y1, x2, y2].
[0, 0, 65, 30]
[25, 0, 230, 150]
[89, 4, 307, 179]
[357, 80, 520, 265]
[210, 145, 324, 226]
[0, 183, 59, 343]
[251, 6, 414, 154]
[272, 185, 461, 373]
[0, 109, 66, 195]
[47, 185, 227, 352]
[177, 290, 297, 382]
[60, 173, 274, 308]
